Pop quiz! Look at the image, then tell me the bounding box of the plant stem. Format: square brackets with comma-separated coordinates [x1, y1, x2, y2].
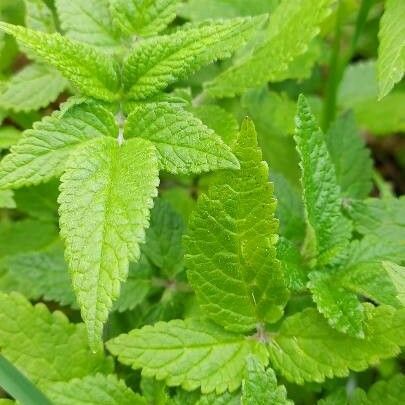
[0, 355, 53, 405]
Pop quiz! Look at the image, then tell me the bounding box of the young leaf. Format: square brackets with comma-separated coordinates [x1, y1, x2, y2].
[184, 119, 289, 333]
[106, 318, 269, 394]
[206, 0, 333, 97]
[24, 0, 56, 33]
[59, 136, 159, 349]
[377, 0, 405, 98]
[325, 112, 373, 200]
[294, 95, 352, 265]
[45, 374, 146, 405]
[268, 305, 405, 384]
[125, 102, 239, 174]
[55, 0, 120, 50]
[110, 0, 181, 37]
[0, 23, 120, 101]
[0, 126, 21, 150]
[0, 63, 67, 112]
[242, 356, 292, 405]
[0, 292, 112, 386]
[123, 16, 263, 100]
[0, 103, 116, 189]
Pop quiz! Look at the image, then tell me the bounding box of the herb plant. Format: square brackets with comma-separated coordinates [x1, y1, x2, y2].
[0, 0, 404, 404]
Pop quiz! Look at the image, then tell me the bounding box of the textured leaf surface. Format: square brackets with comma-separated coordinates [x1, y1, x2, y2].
[123, 16, 262, 100]
[377, 0, 405, 98]
[294, 95, 351, 265]
[0, 103, 115, 189]
[59, 136, 159, 349]
[0, 292, 112, 386]
[268, 305, 405, 384]
[0, 23, 119, 101]
[325, 112, 373, 200]
[56, 0, 119, 50]
[206, 0, 333, 97]
[107, 318, 269, 394]
[110, 0, 180, 37]
[24, 0, 56, 33]
[126, 102, 239, 174]
[45, 374, 146, 405]
[0, 63, 66, 112]
[308, 271, 364, 338]
[242, 356, 291, 405]
[184, 119, 289, 333]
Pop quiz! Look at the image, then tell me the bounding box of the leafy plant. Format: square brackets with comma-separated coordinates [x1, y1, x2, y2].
[0, 0, 404, 404]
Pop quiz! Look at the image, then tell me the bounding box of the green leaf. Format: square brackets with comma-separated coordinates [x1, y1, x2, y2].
[0, 292, 112, 386]
[377, 0, 405, 99]
[143, 199, 185, 277]
[0, 22, 120, 101]
[45, 374, 146, 405]
[126, 102, 239, 174]
[308, 271, 364, 338]
[0, 126, 21, 150]
[197, 391, 240, 405]
[24, 0, 56, 33]
[55, 0, 119, 50]
[294, 95, 352, 266]
[268, 305, 405, 384]
[0, 103, 116, 190]
[123, 16, 263, 100]
[110, 0, 181, 37]
[0, 63, 67, 112]
[184, 118, 289, 333]
[242, 356, 292, 405]
[59, 136, 159, 349]
[107, 318, 269, 394]
[0, 189, 15, 208]
[206, 0, 333, 97]
[325, 112, 373, 200]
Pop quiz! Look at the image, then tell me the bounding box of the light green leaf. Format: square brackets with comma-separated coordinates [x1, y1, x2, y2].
[143, 199, 185, 277]
[0, 22, 120, 101]
[377, 0, 405, 99]
[126, 102, 239, 174]
[308, 271, 364, 338]
[107, 318, 269, 394]
[383, 262, 405, 305]
[59, 136, 159, 349]
[268, 305, 405, 384]
[0, 190, 15, 209]
[242, 356, 292, 405]
[197, 391, 239, 405]
[0, 63, 67, 112]
[0, 103, 116, 190]
[184, 119, 289, 333]
[294, 95, 352, 266]
[0, 292, 112, 387]
[0, 126, 22, 150]
[110, 0, 181, 37]
[325, 112, 373, 200]
[24, 0, 56, 33]
[45, 374, 146, 405]
[206, 0, 333, 97]
[123, 16, 263, 100]
[56, 0, 119, 50]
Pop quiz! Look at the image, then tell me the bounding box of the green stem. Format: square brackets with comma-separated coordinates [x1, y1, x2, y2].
[0, 355, 53, 405]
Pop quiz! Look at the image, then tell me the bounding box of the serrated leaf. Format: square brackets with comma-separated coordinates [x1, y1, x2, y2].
[59, 136, 159, 349]
[123, 16, 263, 100]
[0, 22, 120, 101]
[24, 0, 56, 33]
[184, 119, 289, 333]
[242, 356, 292, 405]
[377, 0, 405, 99]
[206, 0, 333, 97]
[110, 0, 181, 37]
[0, 63, 67, 112]
[308, 271, 364, 338]
[55, 0, 119, 50]
[45, 374, 146, 405]
[0, 189, 15, 208]
[126, 102, 239, 174]
[107, 318, 269, 394]
[325, 112, 373, 200]
[294, 95, 352, 266]
[197, 391, 240, 405]
[268, 305, 405, 384]
[0, 292, 112, 386]
[0, 103, 116, 190]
